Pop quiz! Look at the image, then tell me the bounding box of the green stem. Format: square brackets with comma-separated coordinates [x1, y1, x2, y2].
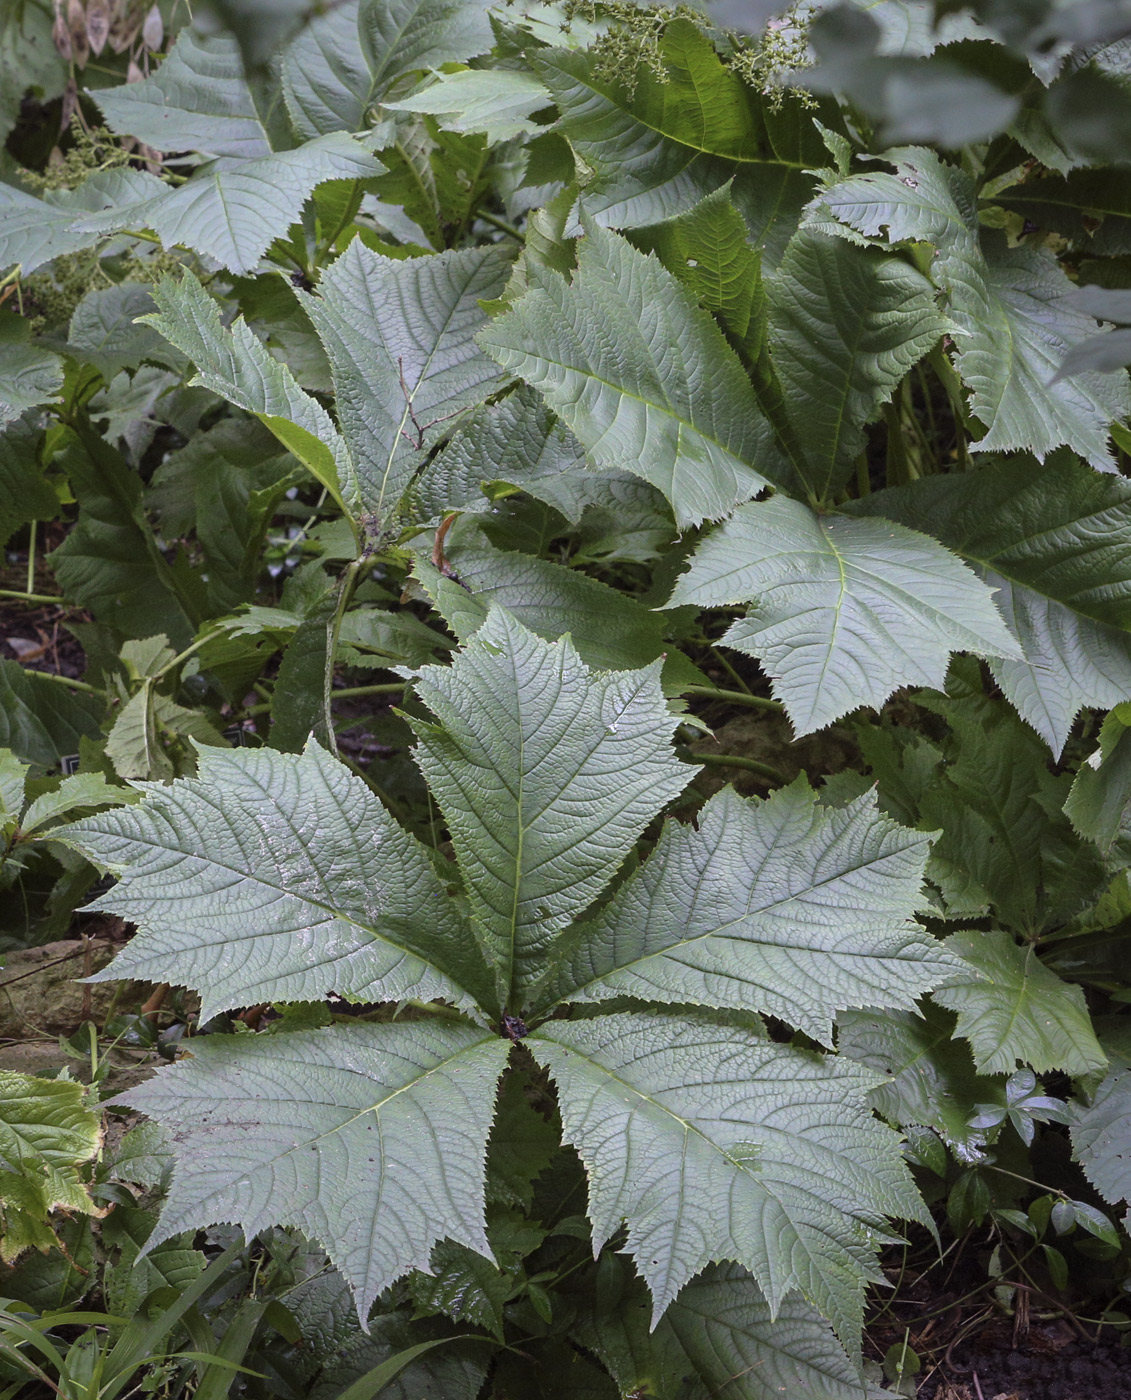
[323, 559, 366, 757]
[0, 588, 68, 605]
[17, 670, 111, 699]
[476, 207, 523, 240]
[25, 520, 36, 596]
[684, 751, 785, 784]
[683, 684, 783, 715]
[329, 682, 408, 702]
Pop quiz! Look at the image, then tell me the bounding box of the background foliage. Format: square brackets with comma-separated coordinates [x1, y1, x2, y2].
[4, 0, 1131, 1396]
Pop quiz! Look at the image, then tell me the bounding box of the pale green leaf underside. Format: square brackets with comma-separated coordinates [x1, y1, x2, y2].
[530, 1011, 927, 1345]
[59, 741, 493, 1020]
[478, 222, 779, 527]
[1072, 1058, 1131, 1208]
[669, 495, 1018, 733]
[541, 781, 950, 1044]
[142, 272, 357, 512]
[386, 69, 552, 141]
[0, 344, 62, 423]
[408, 609, 690, 1002]
[302, 240, 511, 521]
[118, 1024, 511, 1321]
[0, 170, 164, 276]
[768, 229, 947, 500]
[933, 930, 1107, 1078]
[73, 134, 382, 276]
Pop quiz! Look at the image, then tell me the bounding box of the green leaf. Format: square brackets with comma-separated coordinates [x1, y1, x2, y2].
[68, 284, 187, 380]
[995, 169, 1131, 258]
[408, 1239, 511, 1337]
[0, 170, 164, 276]
[21, 772, 131, 835]
[1072, 1057, 1131, 1210]
[1067, 705, 1131, 864]
[668, 495, 1018, 734]
[851, 459, 1131, 754]
[387, 69, 552, 142]
[808, 148, 1131, 469]
[0, 418, 57, 551]
[301, 241, 511, 523]
[407, 608, 690, 1003]
[541, 780, 949, 1044]
[479, 222, 780, 527]
[933, 930, 1107, 1078]
[59, 740, 495, 1019]
[579, 1259, 866, 1400]
[281, 1, 373, 140]
[0, 659, 103, 769]
[93, 28, 272, 157]
[0, 342, 62, 424]
[838, 1002, 1006, 1165]
[141, 272, 358, 514]
[359, 0, 496, 101]
[112, 1023, 511, 1321]
[422, 524, 698, 685]
[529, 1010, 927, 1344]
[534, 21, 827, 262]
[0, 750, 28, 838]
[0, 0, 66, 149]
[0, 1069, 100, 1263]
[766, 229, 946, 500]
[48, 422, 201, 648]
[73, 134, 383, 276]
[101, 1206, 206, 1322]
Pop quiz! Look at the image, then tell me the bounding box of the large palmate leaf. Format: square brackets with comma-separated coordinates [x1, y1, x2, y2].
[933, 930, 1107, 1078]
[538, 780, 948, 1043]
[94, 29, 273, 158]
[114, 1024, 511, 1320]
[141, 272, 358, 513]
[807, 147, 1131, 469]
[406, 609, 690, 1002]
[529, 1010, 928, 1344]
[766, 229, 946, 500]
[577, 1259, 866, 1400]
[668, 495, 1017, 733]
[534, 20, 828, 261]
[479, 222, 780, 526]
[73, 133, 382, 276]
[61, 741, 495, 1018]
[852, 459, 1131, 753]
[301, 241, 511, 522]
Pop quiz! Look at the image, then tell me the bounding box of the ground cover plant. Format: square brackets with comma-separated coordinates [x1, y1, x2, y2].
[4, 0, 1131, 1395]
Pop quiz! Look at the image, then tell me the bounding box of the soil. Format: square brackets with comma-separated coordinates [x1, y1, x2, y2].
[922, 1336, 1131, 1400]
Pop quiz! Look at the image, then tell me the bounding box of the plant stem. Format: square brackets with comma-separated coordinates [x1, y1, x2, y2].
[16, 670, 111, 699]
[323, 558, 366, 757]
[330, 682, 407, 702]
[683, 684, 783, 715]
[685, 751, 784, 784]
[25, 520, 36, 595]
[0, 588, 68, 605]
[476, 207, 523, 240]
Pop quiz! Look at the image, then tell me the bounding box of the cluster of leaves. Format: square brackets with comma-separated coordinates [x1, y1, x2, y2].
[4, 0, 1131, 1395]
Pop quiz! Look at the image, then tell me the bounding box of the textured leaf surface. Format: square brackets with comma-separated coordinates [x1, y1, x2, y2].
[360, 0, 495, 99]
[387, 69, 552, 141]
[94, 29, 270, 157]
[541, 781, 948, 1043]
[579, 1261, 865, 1400]
[0, 170, 164, 276]
[60, 741, 494, 1019]
[407, 609, 689, 1003]
[74, 134, 382, 276]
[0, 342, 61, 423]
[669, 495, 1017, 733]
[1067, 706, 1131, 864]
[933, 930, 1107, 1078]
[808, 149, 1130, 468]
[1073, 1058, 1131, 1209]
[281, 0, 373, 139]
[302, 241, 510, 521]
[852, 461, 1131, 752]
[117, 1023, 511, 1320]
[142, 272, 357, 512]
[767, 230, 946, 499]
[530, 1010, 926, 1342]
[480, 223, 778, 526]
[68, 284, 185, 379]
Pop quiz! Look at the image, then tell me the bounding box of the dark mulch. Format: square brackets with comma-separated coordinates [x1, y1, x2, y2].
[920, 1333, 1131, 1399]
